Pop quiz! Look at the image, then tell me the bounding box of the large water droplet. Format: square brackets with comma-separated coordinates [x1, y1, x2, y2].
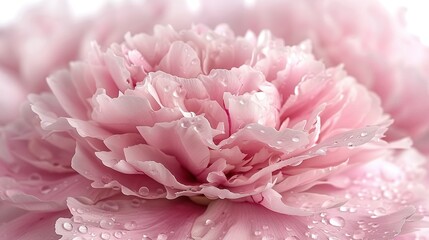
[62, 222, 73, 231]
[329, 217, 345, 228]
[139, 187, 150, 196]
[100, 219, 115, 229]
[124, 221, 137, 230]
[78, 225, 88, 234]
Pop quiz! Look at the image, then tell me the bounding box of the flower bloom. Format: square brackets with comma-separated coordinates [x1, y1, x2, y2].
[0, 24, 427, 239]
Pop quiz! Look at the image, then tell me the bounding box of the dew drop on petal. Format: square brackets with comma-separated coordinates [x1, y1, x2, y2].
[72, 237, 85, 240]
[40, 185, 51, 194]
[254, 230, 262, 236]
[124, 221, 137, 230]
[142, 235, 152, 240]
[78, 225, 88, 234]
[352, 230, 365, 239]
[262, 225, 269, 230]
[291, 137, 300, 143]
[114, 231, 123, 239]
[100, 232, 111, 240]
[62, 222, 73, 231]
[138, 187, 150, 196]
[29, 173, 42, 181]
[131, 198, 141, 208]
[360, 132, 368, 137]
[100, 219, 115, 229]
[204, 219, 214, 226]
[329, 217, 345, 228]
[157, 234, 168, 240]
[374, 207, 386, 216]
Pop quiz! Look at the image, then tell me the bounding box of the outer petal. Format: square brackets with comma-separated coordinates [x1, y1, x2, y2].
[55, 197, 205, 240]
[0, 211, 68, 240]
[191, 200, 415, 240]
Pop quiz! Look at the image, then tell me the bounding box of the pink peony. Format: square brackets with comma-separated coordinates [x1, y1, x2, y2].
[172, 0, 429, 153]
[1, 24, 427, 239]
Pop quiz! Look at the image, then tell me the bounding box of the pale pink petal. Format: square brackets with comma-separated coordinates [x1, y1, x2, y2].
[0, 211, 68, 240]
[55, 197, 204, 240]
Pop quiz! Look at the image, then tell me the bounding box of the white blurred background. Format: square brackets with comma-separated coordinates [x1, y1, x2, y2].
[0, 0, 428, 45]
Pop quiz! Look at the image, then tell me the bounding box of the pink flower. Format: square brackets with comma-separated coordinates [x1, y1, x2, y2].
[1, 24, 426, 239]
[172, 0, 429, 153]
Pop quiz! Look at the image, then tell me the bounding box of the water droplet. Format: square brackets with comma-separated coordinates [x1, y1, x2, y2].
[352, 230, 365, 239]
[254, 230, 262, 236]
[276, 140, 283, 145]
[205, 219, 214, 226]
[163, 85, 171, 92]
[339, 206, 348, 212]
[114, 231, 123, 238]
[291, 137, 300, 143]
[76, 208, 84, 214]
[262, 225, 269, 230]
[329, 217, 345, 228]
[100, 201, 120, 212]
[191, 59, 199, 65]
[100, 232, 111, 240]
[62, 222, 73, 231]
[142, 235, 152, 240]
[320, 212, 327, 218]
[100, 219, 115, 229]
[374, 207, 386, 216]
[131, 198, 141, 208]
[360, 132, 368, 137]
[156, 188, 165, 194]
[157, 234, 168, 240]
[124, 221, 137, 230]
[73, 216, 84, 223]
[101, 175, 112, 184]
[138, 187, 150, 196]
[78, 225, 88, 234]
[347, 142, 354, 148]
[29, 173, 42, 181]
[40, 185, 51, 194]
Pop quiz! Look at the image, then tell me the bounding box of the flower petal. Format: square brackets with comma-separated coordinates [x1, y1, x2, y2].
[55, 197, 205, 240]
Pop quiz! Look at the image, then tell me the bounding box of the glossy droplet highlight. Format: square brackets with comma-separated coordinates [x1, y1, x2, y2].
[100, 219, 115, 229]
[291, 137, 300, 143]
[78, 225, 88, 234]
[62, 222, 73, 231]
[157, 234, 168, 240]
[138, 187, 150, 196]
[124, 221, 137, 230]
[100, 232, 111, 240]
[40, 185, 51, 194]
[329, 217, 345, 228]
[360, 132, 368, 137]
[204, 219, 214, 226]
[114, 231, 123, 239]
